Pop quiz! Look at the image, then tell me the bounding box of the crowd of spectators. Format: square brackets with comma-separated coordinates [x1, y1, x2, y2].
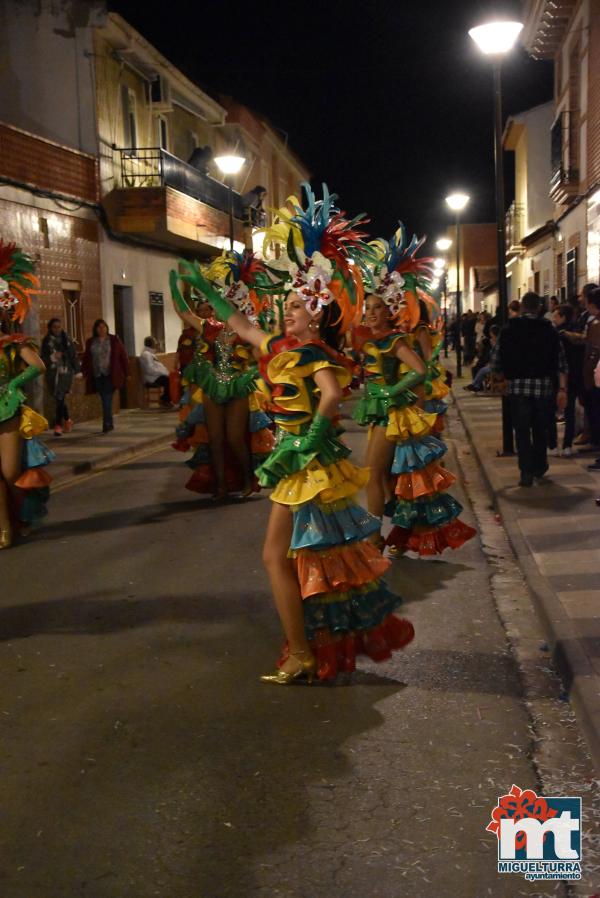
[458, 286, 600, 486]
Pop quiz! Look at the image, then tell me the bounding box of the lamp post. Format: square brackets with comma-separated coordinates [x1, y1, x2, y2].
[214, 153, 246, 250]
[469, 20, 522, 455]
[468, 21, 523, 326]
[445, 193, 470, 378]
[436, 237, 452, 357]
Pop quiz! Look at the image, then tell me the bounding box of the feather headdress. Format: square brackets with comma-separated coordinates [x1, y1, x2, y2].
[260, 182, 373, 333]
[206, 249, 285, 321]
[368, 224, 437, 330]
[0, 241, 39, 324]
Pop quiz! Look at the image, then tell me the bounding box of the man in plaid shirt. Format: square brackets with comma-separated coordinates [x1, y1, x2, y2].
[493, 292, 567, 486]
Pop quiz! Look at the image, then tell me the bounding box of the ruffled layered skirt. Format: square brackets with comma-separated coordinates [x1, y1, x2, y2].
[13, 406, 54, 523]
[172, 380, 274, 495]
[258, 432, 414, 680]
[384, 374, 476, 556]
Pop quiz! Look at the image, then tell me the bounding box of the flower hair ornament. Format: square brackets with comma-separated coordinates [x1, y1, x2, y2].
[368, 223, 437, 330]
[0, 240, 39, 325]
[260, 182, 374, 333]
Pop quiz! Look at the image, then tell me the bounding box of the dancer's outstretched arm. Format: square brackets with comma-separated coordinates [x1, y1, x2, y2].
[170, 268, 265, 349]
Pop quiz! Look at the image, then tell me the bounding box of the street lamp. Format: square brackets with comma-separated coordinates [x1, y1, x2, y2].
[468, 20, 523, 325]
[445, 192, 470, 377]
[214, 153, 246, 250]
[469, 19, 522, 455]
[436, 237, 453, 356]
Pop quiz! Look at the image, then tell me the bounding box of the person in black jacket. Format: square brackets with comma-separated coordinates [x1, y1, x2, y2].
[40, 318, 81, 436]
[493, 292, 567, 486]
[552, 303, 582, 455]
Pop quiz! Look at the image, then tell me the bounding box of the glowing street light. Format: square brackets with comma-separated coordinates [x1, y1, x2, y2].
[436, 237, 452, 252]
[468, 21, 523, 55]
[445, 193, 470, 377]
[214, 153, 246, 249]
[445, 193, 470, 212]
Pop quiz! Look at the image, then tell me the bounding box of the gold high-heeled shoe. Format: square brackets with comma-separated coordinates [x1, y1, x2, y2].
[260, 650, 317, 685]
[0, 526, 13, 549]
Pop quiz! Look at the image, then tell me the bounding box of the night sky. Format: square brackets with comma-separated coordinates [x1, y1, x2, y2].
[110, 0, 553, 252]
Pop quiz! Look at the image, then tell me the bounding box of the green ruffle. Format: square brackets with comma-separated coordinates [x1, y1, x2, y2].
[183, 357, 256, 403]
[353, 386, 416, 427]
[257, 431, 351, 488]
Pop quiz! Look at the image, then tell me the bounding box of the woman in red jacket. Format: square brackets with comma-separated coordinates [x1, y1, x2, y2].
[82, 319, 129, 433]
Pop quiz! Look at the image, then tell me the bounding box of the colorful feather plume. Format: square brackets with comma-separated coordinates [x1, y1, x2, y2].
[259, 182, 373, 332]
[0, 240, 39, 324]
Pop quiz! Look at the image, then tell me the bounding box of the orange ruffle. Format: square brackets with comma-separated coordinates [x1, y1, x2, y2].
[386, 519, 477, 556]
[15, 468, 52, 489]
[432, 416, 445, 434]
[251, 428, 275, 454]
[394, 462, 455, 500]
[296, 540, 390, 599]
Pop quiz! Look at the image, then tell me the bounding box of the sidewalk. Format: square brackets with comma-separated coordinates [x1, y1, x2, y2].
[453, 375, 600, 770]
[46, 408, 176, 489]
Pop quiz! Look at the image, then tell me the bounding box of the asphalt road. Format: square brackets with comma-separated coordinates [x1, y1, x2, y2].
[1, 412, 596, 898]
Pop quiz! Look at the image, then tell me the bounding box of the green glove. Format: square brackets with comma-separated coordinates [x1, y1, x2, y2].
[170, 263, 235, 324]
[9, 364, 41, 390]
[0, 364, 41, 423]
[368, 368, 425, 401]
[291, 413, 332, 452]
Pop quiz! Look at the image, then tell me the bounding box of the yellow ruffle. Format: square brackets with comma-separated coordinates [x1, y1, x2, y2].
[363, 333, 407, 377]
[386, 405, 437, 442]
[263, 351, 350, 423]
[19, 406, 48, 439]
[270, 458, 370, 506]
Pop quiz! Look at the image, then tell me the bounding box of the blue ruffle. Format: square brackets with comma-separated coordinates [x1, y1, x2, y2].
[20, 487, 50, 523]
[303, 581, 403, 640]
[291, 500, 381, 550]
[391, 435, 446, 474]
[391, 493, 463, 529]
[424, 398, 448, 415]
[22, 437, 56, 469]
[249, 409, 272, 433]
[186, 404, 206, 426]
[186, 445, 211, 469]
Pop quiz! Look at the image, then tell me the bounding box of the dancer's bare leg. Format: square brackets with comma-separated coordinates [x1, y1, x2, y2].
[203, 396, 227, 496]
[225, 397, 252, 493]
[365, 424, 395, 523]
[262, 501, 313, 673]
[0, 418, 22, 542]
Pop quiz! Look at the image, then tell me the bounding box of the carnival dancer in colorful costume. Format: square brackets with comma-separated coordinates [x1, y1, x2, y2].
[172, 253, 274, 500]
[353, 226, 436, 549]
[360, 226, 476, 556]
[0, 241, 53, 548]
[170, 184, 414, 683]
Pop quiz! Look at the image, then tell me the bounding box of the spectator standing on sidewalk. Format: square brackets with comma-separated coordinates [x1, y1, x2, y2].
[494, 292, 567, 487]
[40, 318, 81, 436]
[552, 303, 582, 456]
[82, 320, 129, 434]
[140, 337, 172, 407]
[581, 289, 600, 470]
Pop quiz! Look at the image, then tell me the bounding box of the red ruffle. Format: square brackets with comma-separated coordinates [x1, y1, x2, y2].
[185, 463, 259, 495]
[278, 614, 415, 680]
[386, 519, 477, 556]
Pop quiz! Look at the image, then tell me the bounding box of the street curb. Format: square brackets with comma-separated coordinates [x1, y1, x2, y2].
[52, 433, 172, 490]
[454, 393, 600, 774]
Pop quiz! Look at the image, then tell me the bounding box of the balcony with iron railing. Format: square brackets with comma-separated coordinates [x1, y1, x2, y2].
[505, 201, 525, 255]
[102, 147, 246, 253]
[118, 148, 245, 219]
[550, 112, 580, 205]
